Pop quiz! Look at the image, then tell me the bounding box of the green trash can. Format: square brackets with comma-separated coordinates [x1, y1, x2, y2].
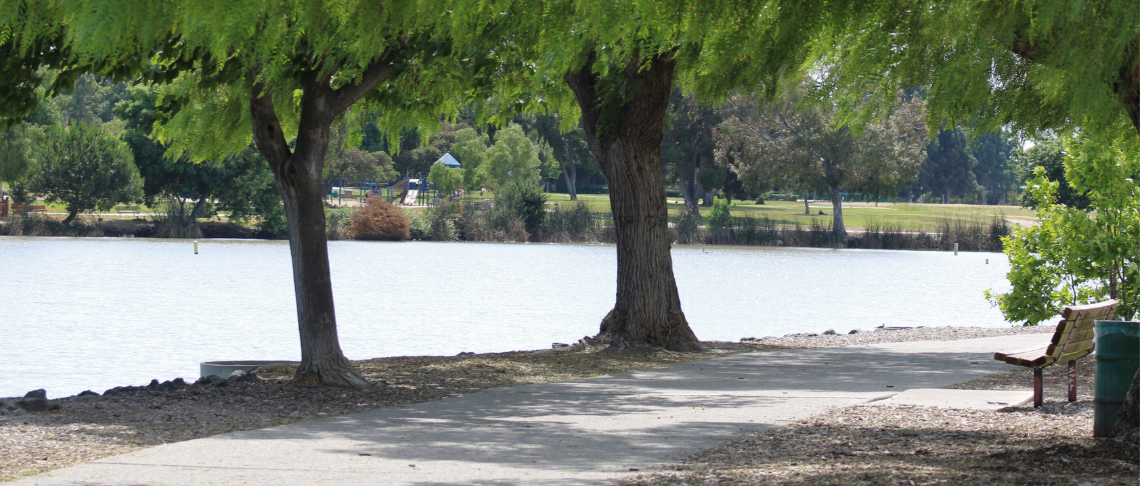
[1093, 320, 1140, 437]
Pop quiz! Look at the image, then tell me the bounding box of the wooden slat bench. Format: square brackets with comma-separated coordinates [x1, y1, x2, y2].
[116, 205, 140, 215]
[994, 300, 1118, 407]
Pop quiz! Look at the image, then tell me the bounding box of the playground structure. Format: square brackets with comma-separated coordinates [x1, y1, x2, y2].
[326, 172, 440, 206]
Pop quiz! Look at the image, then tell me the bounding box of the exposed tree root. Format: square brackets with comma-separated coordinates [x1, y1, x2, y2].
[293, 359, 371, 389]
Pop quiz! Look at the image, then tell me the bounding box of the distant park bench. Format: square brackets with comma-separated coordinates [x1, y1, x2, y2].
[116, 205, 140, 215]
[994, 300, 1118, 407]
[13, 204, 47, 213]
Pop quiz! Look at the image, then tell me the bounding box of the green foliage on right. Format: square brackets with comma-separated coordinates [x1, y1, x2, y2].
[986, 135, 1139, 324]
[1014, 137, 1090, 210]
[27, 122, 142, 224]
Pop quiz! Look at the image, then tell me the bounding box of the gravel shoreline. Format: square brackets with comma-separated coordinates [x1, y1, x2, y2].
[4, 325, 1131, 484]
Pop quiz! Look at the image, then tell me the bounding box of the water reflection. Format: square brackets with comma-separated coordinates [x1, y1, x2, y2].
[0, 237, 1010, 397]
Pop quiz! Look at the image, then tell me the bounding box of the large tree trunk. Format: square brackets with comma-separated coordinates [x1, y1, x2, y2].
[250, 82, 368, 389]
[277, 153, 366, 387]
[830, 185, 846, 239]
[1114, 56, 1140, 137]
[246, 59, 394, 388]
[803, 194, 810, 215]
[564, 51, 702, 352]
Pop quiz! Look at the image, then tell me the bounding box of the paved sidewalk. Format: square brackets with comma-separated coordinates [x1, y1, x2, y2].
[13, 333, 1050, 486]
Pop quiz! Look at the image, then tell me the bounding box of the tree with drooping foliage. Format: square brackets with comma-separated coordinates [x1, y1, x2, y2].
[812, 0, 1139, 139]
[450, 127, 490, 190]
[493, 0, 859, 352]
[2, 0, 497, 388]
[481, 123, 546, 188]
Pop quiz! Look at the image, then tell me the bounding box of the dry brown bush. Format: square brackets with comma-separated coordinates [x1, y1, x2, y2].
[350, 195, 410, 240]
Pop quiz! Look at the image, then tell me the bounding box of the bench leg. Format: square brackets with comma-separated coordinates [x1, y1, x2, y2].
[1068, 361, 1077, 402]
[1033, 368, 1043, 408]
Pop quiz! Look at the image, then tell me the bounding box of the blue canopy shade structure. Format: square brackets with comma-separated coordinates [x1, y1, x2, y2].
[439, 153, 461, 168]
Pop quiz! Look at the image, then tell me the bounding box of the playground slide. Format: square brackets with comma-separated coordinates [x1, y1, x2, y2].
[403, 189, 419, 205]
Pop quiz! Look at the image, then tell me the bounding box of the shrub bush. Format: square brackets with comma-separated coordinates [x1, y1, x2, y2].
[492, 181, 546, 237]
[350, 195, 410, 241]
[427, 201, 460, 241]
[541, 201, 596, 242]
[673, 206, 703, 244]
[325, 206, 355, 240]
[706, 197, 732, 231]
[153, 198, 201, 238]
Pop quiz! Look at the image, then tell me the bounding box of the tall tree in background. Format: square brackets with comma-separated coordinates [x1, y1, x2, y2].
[450, 127, 490, 190]
[323, 119, 397, 186]
[664, 91, 721, 210]
[971, 132, 1017, 205]
[27, 122, 142, 224]
[919, 127, 981, 204]
[482, 123, 549, 188]
[515, 112, 590, 200]
[716, 89, 927, 237]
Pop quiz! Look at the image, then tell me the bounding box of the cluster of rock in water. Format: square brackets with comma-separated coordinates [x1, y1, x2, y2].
[0, 370, 261, 416]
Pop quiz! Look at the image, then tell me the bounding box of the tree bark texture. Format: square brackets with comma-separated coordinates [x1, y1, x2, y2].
[564, 52, 702, 352]
[1113, 47, 1139, 136]
[246, 60, 394, 388]
[249, 79, 368, 388]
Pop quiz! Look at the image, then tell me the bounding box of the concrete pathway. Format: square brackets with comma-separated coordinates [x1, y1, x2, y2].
[13, 333, 1050, 486]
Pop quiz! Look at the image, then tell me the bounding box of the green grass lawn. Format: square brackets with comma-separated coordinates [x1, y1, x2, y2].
[544, 193, 1037, 231]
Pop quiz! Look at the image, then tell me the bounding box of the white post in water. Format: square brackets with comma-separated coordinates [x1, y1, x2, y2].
[194, 240, 199, 255]
[954, 242, 958, 255]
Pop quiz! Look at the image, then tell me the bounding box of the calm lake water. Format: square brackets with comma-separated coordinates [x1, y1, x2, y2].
[0, 237, 1013, 398]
